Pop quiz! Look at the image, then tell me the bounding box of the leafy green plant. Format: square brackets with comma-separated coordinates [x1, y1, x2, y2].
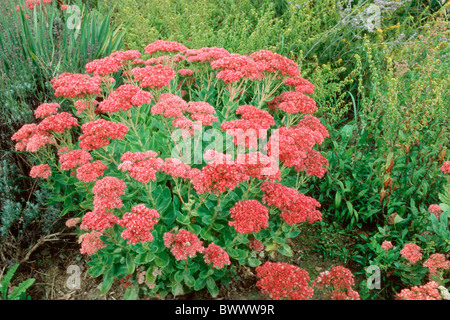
[0, 264, 35, 300]
[14, 39, 338, 299]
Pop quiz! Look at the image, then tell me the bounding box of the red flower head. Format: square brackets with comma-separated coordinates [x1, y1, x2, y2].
[151, 93, 187, 119]
[144, 40, 188, 55]
[423, 253, 450, 277]
[267, 91, 317, 114]
[256, 262, 314, 300]
[185, 47, 230, 63]
[78, 231, 106, 255]
[92, 176, 127, 210]
[381, 240, 394, 251]
[250, 50, 300, 77]
[51, 73, 102, 98]
[161, 158, 192, 179]
[235, 152, 280, 181]
[85, 56, 122, 76]
[76, 160, 108, 182]
[203, 243, 231, 268]
[248, 238, 265, 252]
[110, 50, 142, 64]
[131, 64, 176, 89]
[119, 204, 160, 244]
[29, 164, 52, 179]
[79, 119, 129, 150]
[440, 161, 450, 174]
[211, 54, 264, 83]
[34, 103, 60, 119]
[396, 281, 442, 300]
[118, 150, 163, 184]
[283, 76, 315, 95]
[428, 204, 443, 220]
[11, 124, 38, 151]
[37, 112, 78, 134]
[189, 152, 249, 195]
[265, 126, 324, 168]
[221, 105, 274, 149]
[400, 243, 423, 264]
[59, 149, 92, 170]
[80, 209, 119, 232]
[229, 199, 269, 234]
[261, 181, 322, 225]
[98, 84, 153, 114]
[163, 229, 204, 261]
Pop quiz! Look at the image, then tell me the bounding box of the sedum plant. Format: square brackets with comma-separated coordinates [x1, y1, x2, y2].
[12, 40, 349, 299]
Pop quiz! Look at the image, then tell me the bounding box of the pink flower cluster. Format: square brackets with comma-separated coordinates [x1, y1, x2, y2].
[440, 161, 450, 174]
[151, 94, 218, 135]
[78, 231, 106, 255]
[185, 47, 230, 63]
[118, 150, 163, 184]
[80, 209, 119, 232]
[12, 123, 56, 152]
[248, 238, 265, 251]
[255, 262, 314, 300]
[59, 149, 92, 170]
[203, 243, 231, 268]
[400, 243, 423, 264]
[283, 76, 315, 95]
[266, 116, 328, 173]
[85, 50, 142, 76]
[185, 101, 217, 125]
[161, 158, 192, 179]
[131, 64, 176, 89]
[221, 105, 274, 149]
[312, 266, 360, 300]
[38, 112, 79, 134]
[98, 84, 153, 113]
[428, 204, 443, 220]
[151, 93, 187, 118]
[211, 54, 264, 83]
[423, 253, 450, 277]
[144, 40, 188, 55]
[119, 204, 160, 244]
[51, 73, 102, 98]
[163, 229, 204, 260]
[249, 50, 300, 77]
[189, 152, 249, 195]
[76, 160, 108, 182]
[395, 281, 442, 300]
[85, 56, 122, 76]
[261, 181, 322, 225]
[92, 176, 127, 210]
[267, 91, 317, 114]
[79, 119, 129, 150]
[228, 200, 269, 234]
[29, 163, 52, 179]
[381, 240, 394, 251]
[34, 103, 60, 119]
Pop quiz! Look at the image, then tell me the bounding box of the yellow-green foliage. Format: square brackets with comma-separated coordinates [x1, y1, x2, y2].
[360, 16, 450, 148]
